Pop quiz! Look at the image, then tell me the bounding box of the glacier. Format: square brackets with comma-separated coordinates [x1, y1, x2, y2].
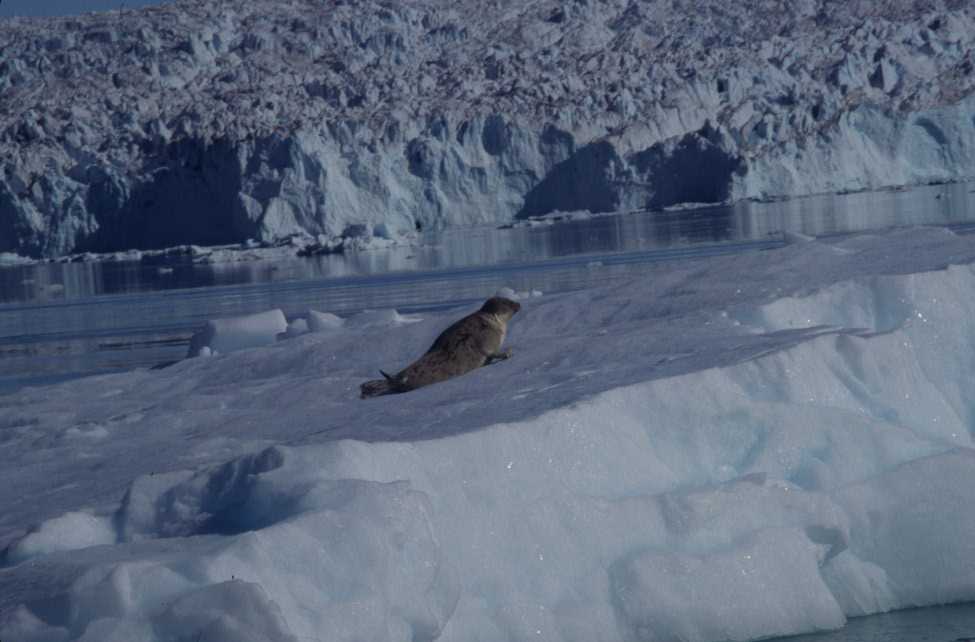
[3, 227, 975, 641]
[2, 0, 975, 257]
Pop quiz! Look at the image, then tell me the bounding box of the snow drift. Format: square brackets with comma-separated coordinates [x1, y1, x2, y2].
[3, 227, 975, 641]
[2, 0, 975, 257]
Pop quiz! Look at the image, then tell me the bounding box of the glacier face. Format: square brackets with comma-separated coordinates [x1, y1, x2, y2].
[1, 0, 974, 257]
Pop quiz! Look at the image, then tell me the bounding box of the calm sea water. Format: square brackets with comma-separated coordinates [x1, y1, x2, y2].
[1, 182, 974, 394]
[767, 602, 975, 642]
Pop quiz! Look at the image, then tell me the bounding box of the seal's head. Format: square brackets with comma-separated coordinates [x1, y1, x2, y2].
[480, 296, 521, 322]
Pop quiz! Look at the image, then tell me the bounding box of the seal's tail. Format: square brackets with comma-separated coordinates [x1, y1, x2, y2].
[359, 370, 401, 399]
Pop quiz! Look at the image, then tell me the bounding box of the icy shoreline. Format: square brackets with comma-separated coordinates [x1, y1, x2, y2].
[2, 227, 975, 641]
[2, 0, 975, 257]
[0, 226, 418, 267]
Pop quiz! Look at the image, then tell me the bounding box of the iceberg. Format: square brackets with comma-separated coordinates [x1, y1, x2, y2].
[3, 227, 975, 641]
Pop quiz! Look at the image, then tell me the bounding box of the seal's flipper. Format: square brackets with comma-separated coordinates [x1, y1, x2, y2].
[381, 369, 408, 385]
[360, 378, 394, 399]
[485, 347, 513, 365]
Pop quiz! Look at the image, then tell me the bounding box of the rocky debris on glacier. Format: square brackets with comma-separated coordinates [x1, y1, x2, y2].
[1, 0, 974, 257]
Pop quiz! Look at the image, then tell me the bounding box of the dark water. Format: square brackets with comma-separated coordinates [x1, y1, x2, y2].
[767, 602, 975, 642]
[1, 182, 974, 394]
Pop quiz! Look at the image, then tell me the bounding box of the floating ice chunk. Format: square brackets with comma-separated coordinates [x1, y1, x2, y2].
[495, 287, 517, 298]
[783, 230, 816, 244]
[5, 511, 115, 564]
[187, 309, 288, 357]
[346, 308, 421, 328]
[494, 287, 542, 300]
[662, 201, 725, 211]
[501, 210, 595, 229]
[297, 227, 415, 256]
[306, 310, 344, 332]
[277, 318, 309, 340]
[278, 310, 344, 340]
[0, 252, 33, 265]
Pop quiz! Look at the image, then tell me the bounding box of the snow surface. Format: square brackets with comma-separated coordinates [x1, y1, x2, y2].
[2, 0, 975, 257]
[3, 227, 975, 641]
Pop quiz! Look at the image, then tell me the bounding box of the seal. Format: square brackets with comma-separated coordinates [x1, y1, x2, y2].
[360, 296, 521, 398]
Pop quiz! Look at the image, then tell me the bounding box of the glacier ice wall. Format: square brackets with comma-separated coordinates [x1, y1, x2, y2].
[1, 0, 974, 257]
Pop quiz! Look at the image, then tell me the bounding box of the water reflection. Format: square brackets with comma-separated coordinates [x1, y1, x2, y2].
[2, 182, 974, 306]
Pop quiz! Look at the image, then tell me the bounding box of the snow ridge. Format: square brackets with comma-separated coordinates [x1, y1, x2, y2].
[1, 0, 975, 257]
